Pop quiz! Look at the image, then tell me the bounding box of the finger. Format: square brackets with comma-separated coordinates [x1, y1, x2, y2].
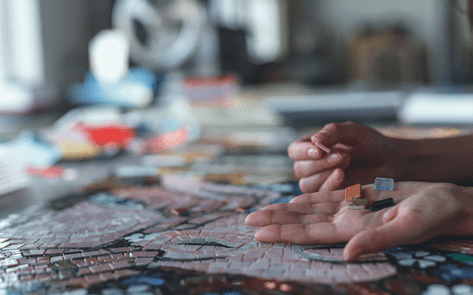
[288, 132, 324, 161]
[318, 168, 346, 192]
[299, 169, 343, 193]
[261, 202, 342, 215]
[245, 210, 332, 226]
[290, 190, 345, 204]
[311, 122, 370, 148]
[288, 141, 323, 161]
[293, 153, 348, 178]
[343, 206, 422, 261]
[254, 223, 346, 244]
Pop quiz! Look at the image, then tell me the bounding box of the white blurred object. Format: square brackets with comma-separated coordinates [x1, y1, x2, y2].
[399, 93, 473, 125]
[112, 0, 207, 70]
[5, 131, 63, 168]
[209, 0, 288, 64]
[0, 82, 35, 114]
[0, 148, 29, 195]
[0, 81, 56, 114]
[0, 0, 60, 113]
[246, 0, 288, 64]
[89, 29, 130, 83]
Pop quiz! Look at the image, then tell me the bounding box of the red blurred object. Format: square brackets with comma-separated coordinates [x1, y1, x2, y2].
[146, 127, 189, 153]
[26, 165, 65, 178]
[74, 123, 135, 156]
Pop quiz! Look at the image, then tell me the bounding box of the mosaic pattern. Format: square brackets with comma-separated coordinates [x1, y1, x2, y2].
[1, 179, 473, 294]
[432, 239, 473, 255]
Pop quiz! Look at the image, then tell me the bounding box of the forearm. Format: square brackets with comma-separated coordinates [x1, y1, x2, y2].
[393, 133, 473, 184]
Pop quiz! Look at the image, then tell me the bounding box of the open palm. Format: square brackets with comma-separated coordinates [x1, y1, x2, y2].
[246, 182, 473, 261]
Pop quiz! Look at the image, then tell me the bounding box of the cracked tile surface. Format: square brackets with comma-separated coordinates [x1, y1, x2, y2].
[0, 180, 472, 294]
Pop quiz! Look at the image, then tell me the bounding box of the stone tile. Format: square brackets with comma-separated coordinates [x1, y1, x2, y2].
[89, 263, 113, 274]
[45, 249, 65, 255]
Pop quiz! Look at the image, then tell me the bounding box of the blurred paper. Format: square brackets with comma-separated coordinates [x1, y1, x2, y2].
[0, 148, 29, 195]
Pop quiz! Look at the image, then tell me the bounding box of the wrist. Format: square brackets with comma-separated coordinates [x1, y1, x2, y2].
[388, 137, 427, 181]
[392, 135, 473, 183]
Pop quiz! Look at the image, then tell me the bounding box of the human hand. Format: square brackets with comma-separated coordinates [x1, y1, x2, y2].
[288, 122, 399, 193]
[245, 182, 473, 261]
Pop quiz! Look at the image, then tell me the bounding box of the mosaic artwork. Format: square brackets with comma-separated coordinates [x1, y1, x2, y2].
[2, 171, 473, 294]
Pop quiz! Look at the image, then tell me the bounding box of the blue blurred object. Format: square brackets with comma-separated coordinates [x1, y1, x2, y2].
[122, 273, 165, 286]
[430, 263, 473, 280]
[67, 68, 160, 107]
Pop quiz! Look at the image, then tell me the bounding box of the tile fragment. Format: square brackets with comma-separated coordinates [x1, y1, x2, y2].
[417, 259, 436, 269]
[374, 177, 394, 191]
[370, 198, 395, 211]
[345, 184, 361, 202]
[314, 141, 331, 154]
[347, 198, 369, 210]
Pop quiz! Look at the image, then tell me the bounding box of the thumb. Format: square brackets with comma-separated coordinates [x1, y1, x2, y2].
[343, 206, 421, 262]
[311, 122, 372, 148]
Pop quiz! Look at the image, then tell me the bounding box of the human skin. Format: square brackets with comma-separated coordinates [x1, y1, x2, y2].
[288, 122, 473, 193]
[245, 182, 473, 261]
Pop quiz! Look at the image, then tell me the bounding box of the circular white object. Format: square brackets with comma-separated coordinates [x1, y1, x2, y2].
[112, 0, 206, 70]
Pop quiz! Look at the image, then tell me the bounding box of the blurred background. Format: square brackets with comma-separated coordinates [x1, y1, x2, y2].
[1, 0, 473, 129]
[1, 0, 473, 213]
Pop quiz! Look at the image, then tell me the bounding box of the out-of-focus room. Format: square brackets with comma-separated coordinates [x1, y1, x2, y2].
[1, 0, 472, 211]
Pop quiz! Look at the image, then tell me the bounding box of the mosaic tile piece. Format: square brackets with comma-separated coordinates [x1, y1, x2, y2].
[314, 141, 331, 154]
[371, 198, 395, 211]
[432, 239, 473, 254]
[2, 177, 473, 294]
[347, 198, 369, 210]
[345, 183, 361, 202]
[292, 244, 389, 263]
[374, 177, 394, 191]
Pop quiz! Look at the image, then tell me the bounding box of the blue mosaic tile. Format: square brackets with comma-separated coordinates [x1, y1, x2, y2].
[374, 177, 394, 191]
[429, 263, 473, 280]
[90, 193, 144, 210]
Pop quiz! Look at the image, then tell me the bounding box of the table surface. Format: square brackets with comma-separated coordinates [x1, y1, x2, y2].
[1, 125, 473, 295]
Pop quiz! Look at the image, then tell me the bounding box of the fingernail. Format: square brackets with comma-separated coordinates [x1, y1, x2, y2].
[308, 148, 319, 158]
[327, 153, 341, 163]
[332, 169, 341, 180]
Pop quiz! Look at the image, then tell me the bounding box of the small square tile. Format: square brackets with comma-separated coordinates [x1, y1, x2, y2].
[345, 184, 361, 202]
[374, 177, 394, 191]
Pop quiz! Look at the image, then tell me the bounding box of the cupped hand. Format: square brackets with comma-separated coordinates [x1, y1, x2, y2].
[288, 122, 399, 193]
[245, 182, 473, 261]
